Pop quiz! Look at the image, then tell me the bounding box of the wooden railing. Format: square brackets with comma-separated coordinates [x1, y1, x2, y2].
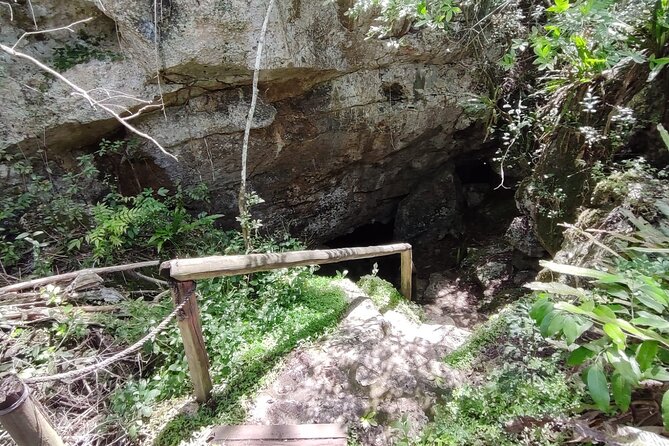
[0, 244, 412, 446]
[159, 243, 413, 403]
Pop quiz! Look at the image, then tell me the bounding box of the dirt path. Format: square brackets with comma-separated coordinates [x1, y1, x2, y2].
[241, 280, 470, 445]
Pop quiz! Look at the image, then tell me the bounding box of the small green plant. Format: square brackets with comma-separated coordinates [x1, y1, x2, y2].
[52, 32, 122, 71]
[444, 314, 507, 368]
[357, 275, 422, 320]
[85, 184, 224, 262]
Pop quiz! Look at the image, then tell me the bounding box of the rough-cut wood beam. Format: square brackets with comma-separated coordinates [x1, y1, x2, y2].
[160, 243, 412, 282]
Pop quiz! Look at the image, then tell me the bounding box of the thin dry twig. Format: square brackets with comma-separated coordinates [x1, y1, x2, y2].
[1, 20, 177, 160]
[0, 1, 15, 21]
[11, 17, 93, 50]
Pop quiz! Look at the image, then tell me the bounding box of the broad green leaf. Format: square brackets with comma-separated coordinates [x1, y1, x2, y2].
[607, 349, 641, 385]
[530, 298, 554, 324]
[636, 341, 659, 371]
[563, 317, 579, 344]
[539, 310, 558, 336]
[568, 346, 596, 366]
[633, 291, 666, 313]
[643, 365, 669, 381]
[539, 261, 620, 282]
[663, 390, 669, 429]
[587, 366, 610, 411]
[604, 323, 627, 349]
[630, 312, 669, 332]
[525, 281, 586, 298]
[594, 305, 617, 320]
[563, 317, 593, 344]
[612, 373, 632, 412]
[546, 312, 567, 337]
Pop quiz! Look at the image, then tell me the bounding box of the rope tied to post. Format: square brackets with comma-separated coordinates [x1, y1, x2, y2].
[24, 288, 192, 384]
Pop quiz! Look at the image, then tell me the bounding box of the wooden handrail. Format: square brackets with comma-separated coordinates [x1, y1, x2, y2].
[160, 243, 413, 403]
[160, 243, 412, 282]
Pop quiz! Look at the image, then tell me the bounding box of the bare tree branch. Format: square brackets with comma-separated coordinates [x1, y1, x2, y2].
[1, 19, 177, 160]
[238, 0, 275, 249]
[12, 17, 94, 50]
[0, 1, 15, 21]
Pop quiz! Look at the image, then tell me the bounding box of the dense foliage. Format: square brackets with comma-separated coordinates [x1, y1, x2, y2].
[0, 139, 227, 278]
[529, 206, 669, 423]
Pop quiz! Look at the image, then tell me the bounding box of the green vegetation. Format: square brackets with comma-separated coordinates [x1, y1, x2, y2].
[146, 275, 347, 445]
[529, 207, 669, 423]
[357, 274, 422, 320]
[0, 139, 225, 277]
[52, 32, 122, 71]
[418, 301, 583, 445]
[443, 313, 506, 369]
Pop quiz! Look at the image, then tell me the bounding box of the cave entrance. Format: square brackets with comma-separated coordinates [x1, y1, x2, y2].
[317, 221, 400, 287]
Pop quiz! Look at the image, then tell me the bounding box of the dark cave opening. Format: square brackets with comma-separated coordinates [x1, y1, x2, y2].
[455, 157, 501, 187]
[317, 221, 401, 288]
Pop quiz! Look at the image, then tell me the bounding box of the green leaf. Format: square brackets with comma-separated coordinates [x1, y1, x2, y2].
[594, 305, 617, 320]
[607, 349, 641, 385]
[631, 312, 669, 331]
[545, 312, 566, 337]
[547, 0, 571, 13]
[603, 323, 627, 349]
[663, 390, 669, 429]
[530, 298, 554, 324]
[525, 281, 586, 298]
[659, 124, 669, 151]
[568, 346, 596, 366]
[612, 373, 632, 412]
[636, 341, 659, 371]
[587, 366, 610, 411]
[633, 291, 666, 313]
[643, 365, 669, 381]
[539, 261, 620, 283]
[563, 317, 580, 344]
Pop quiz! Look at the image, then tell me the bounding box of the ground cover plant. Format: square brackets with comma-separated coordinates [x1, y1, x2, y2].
[415, 301, 583, 446]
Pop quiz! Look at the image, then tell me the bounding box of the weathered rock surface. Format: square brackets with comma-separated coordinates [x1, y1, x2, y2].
[541, 169, 669, 281]
[246, 280, 469, 444]
[505, 216, 546, 258]
[1, 0, 509, 246]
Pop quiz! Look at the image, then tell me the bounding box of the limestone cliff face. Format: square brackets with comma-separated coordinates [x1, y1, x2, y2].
[1, 0, 502, 243]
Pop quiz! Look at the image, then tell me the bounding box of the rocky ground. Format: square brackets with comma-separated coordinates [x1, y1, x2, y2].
[245, 280, 469, 445]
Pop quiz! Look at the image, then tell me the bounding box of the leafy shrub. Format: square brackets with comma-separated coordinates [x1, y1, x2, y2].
[528, 204, 669, 424]
[86, 186, 223, 261]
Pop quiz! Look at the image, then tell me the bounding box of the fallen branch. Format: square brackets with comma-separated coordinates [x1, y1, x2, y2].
[0, 260, 159, 295]
[0, 305, 123, 329]
[125, 271, 168, 288]
[24, 291, 191, 384]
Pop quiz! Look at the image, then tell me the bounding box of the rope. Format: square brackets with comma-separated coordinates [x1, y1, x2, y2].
[25, 292, 190, 384]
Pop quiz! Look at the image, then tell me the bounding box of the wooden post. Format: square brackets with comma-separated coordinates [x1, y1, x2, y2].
[170, 280, 213, 403]
[400, 249, 412, 301]
[0, 375, 64, 446]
